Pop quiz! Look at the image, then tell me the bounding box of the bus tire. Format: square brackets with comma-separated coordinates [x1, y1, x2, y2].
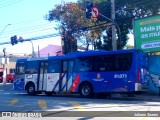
[45, 92, 53, 96]
[27, 83, 36, 96]
[79, 83, 93, 98]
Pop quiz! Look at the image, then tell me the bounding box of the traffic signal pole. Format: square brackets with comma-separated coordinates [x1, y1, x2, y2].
[99, 13, 121, 50]
[85, 0, 121, 50]
[111, 0, 117, 50]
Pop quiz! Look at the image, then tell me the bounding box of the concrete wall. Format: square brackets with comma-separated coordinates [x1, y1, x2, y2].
[0, 62, 16, 74]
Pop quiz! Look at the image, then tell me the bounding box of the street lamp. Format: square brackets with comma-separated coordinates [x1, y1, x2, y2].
[19, 36, 35, 58]
[0, 24, 11, 85]
[0, 24, 11, 36]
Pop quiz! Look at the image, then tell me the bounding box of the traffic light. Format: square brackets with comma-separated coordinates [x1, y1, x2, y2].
[11, 36, 14, 45]
[10, 35, 18, 45]
[85, 1, 93, 19]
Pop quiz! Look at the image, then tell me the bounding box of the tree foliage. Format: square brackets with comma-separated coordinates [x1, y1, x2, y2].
[45, 0, 160, 52]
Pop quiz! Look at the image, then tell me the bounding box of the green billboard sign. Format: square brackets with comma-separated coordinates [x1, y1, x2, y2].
[134, 15, 160, 52]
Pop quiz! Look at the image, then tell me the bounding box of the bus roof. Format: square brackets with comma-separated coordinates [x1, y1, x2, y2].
[16, 49, 141, 62]
[16, 58, 27, 62]
[27, 57, 48, 61]
[49, 49, 139, 60]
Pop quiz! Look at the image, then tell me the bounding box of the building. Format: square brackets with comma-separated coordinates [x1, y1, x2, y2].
[0, 55, 27, 74]
[36, 44, 62, 57]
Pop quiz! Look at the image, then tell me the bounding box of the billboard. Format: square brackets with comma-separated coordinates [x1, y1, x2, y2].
[134, 15, 160, 52]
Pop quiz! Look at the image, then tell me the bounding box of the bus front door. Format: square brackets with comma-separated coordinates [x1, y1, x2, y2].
[37, 62, 48, 91]
[59, 60, 73, 92]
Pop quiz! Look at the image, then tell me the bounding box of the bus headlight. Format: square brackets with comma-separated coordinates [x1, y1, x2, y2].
[26, 75, 33, 79]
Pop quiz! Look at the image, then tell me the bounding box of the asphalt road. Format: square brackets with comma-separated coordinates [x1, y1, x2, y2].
[0, 83, 160, 120]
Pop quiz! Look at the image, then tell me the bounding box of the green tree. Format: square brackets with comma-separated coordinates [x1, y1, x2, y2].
[45, 0, 160, 52]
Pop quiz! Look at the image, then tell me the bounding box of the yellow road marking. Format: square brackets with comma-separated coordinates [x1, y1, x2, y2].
[70, 101, 85, 111]
[38, 100, 47, 109]
[7, 99, 19, 106]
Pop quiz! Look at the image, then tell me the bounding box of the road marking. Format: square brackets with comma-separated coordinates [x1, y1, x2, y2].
[105, 104, 127, 111]
[38, 100, 47, 109]
[7, 98, 19, 106]
[69, 101, 85, 111]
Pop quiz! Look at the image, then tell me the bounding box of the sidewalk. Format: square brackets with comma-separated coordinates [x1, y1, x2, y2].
[0, 83, 13, 91]
[111, 93, 160, 101]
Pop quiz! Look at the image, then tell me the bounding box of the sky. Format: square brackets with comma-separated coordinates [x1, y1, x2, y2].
[0, 0, 77, 56]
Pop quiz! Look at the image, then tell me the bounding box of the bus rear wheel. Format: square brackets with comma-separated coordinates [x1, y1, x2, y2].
[27, 83, 36, 95]
[80, 83, 93, 98]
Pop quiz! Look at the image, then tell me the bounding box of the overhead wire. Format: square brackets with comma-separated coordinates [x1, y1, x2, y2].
[0, 0, 18, 5]
[1, 23, 56, 35]
[0, 33, 61, 55]
[0, 21, 58, 40]
[0, 33, 60, 45]
[0, 0, 24, 9]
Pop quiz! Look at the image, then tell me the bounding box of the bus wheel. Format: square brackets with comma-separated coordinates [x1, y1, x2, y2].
[27, 83, 36, 95]
[45, 92, 53, 96]
[80, 83, 93, 98]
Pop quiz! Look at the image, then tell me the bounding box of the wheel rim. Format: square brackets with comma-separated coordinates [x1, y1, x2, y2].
[28, 86, 34, 93]
[82, 86, 90, 96]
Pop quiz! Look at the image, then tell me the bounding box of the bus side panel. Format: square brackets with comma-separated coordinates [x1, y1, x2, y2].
[72, 72, 130, 93]
[13, 75, 25, 91]
[61, 72, 73, 92]
[67, 73, 73, 91]
[72, 71, 139, 94]
[87, 72, 129, 93]
[46, 73, 60, 92]
[25, 74, 38, 90]
[71, 72, 111, 93]
[38, 73, 45, 90]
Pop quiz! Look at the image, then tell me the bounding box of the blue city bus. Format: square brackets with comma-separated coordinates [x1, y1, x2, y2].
[13, 49, 149, 97]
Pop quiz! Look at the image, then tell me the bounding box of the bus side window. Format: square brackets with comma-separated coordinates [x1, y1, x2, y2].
[25, 61, 38, 74]
[116, 53, 132, 71]
[48, 61, 60, 73]
[17, 64, 26, 75]
[63, 61, 67, 72]
[76, 57, 92, 72]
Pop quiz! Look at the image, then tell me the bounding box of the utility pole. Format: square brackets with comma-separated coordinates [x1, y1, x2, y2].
[2, 48, 6, 85]
[111, 0, 117, 50]
[29, 41, 35, 58]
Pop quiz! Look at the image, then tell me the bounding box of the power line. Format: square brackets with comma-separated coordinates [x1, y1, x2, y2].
[0, 0, 17, 5]
[0, 18, 43, 28]
[0, 33, 60, 45]
[0, 24, 56, 38]
[0, 0, 24, 9]
[0, 23, 58, 40]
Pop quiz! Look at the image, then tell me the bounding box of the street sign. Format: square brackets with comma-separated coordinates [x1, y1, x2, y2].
[91, 6, 99, 18]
